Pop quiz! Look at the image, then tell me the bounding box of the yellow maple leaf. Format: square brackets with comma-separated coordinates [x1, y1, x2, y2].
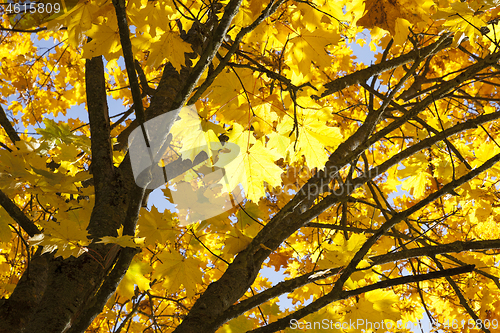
[146, 31, 193, 71]
[0, 147, 32, 181]
[396, 151, 428, 179]
[401, 171, 430, 199]
[28, 224, 91, 259]
[137, 206, 177, 247]
[224, 227, 252, 255]
[28, 201, 93, 259]
[318, 233, 367, 268]
[472, 141, 500, 170]
[300, 306, 344, 333]
[358, 0, 433, 35]
[278, 115, 343, 169]
[0, 208, 13, 243]
[152, 251, 203, 298]
[117, 259, 151, 299]
[288, 27, 340, 75]
[131, 32, 153, 54]
[127, 0, 176, 37]
[96, 226, 144, 248]
[343, 289, 401, 329]
[433, 1, 486, 46]
[63, 0, 100, 47]
[82, 20, 122, 60]
[236, 201, 266, 227]
[224, 123, 256, 150]
[394, 18, 412, 46]
[267, 132, 290, 158]
[249, 97, 280, 134]
[215, 139, 283, 202]
[171, 178, 235, 226]
[207, 68, 255, 112]
[219, 314, 258, 332]
[169, 105, 224, 161]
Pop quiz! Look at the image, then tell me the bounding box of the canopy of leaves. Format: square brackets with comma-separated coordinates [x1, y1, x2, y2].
[1, 0, 500, 332]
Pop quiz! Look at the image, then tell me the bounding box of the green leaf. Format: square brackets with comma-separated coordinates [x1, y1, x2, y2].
[36, 119, 90, 152]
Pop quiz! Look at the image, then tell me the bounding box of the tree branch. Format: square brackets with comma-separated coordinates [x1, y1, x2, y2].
[207, 105, 500, 327]
[315, 33, 453, 99]
[0, 26, 49, 33]
[0, 141, 12, 151]
[356, 110, 500, 186]
[286, 48, 500, 226]
[0, 104, 20, 144]
[247, 265, 474, 333]
[65, 247, 140, 333]
[170, 0, 244, 111]
[85, 56, 119, 238]
[248, 66, 500, 264]
[106, 23, 500, 333]
[219, 238, 500, 321]
[247, 58, 422, 253]
[361, 80, 473, 170]
[180, 50, 500, 330]
[112, 0, 160, 194]
[0, 189, 39, 237]
[134, 59, 155, 96]
[114, 0, 246, 153]
[187, 0, 285, 104]
[227, 151, 500, 326]
[370, 239, 500, 265]
[434, 259, 491, 333]
[85, 56, 114, 192]
[112, 0, 147, 126]
[331, 151, 500, 300]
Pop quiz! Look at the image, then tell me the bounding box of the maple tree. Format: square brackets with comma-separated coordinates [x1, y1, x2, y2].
[2, 0, 500, 332]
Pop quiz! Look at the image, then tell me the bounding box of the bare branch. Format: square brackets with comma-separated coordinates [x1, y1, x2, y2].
[0, 26, 48, 33]
[370, 239, 500, 265]
[362, 82, 473, 169]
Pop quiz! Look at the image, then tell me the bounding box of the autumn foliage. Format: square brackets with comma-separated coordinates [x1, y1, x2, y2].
[2, 0, 500, 332]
